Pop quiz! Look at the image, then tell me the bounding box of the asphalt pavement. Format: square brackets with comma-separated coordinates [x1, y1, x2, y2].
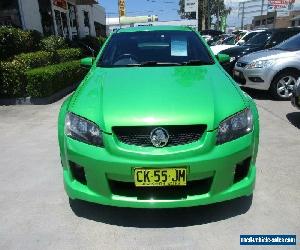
[0, 89, 299, 250]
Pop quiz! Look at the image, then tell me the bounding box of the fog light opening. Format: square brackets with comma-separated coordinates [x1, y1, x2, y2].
[69, 161, 87, 185]
[249, 77, 264, 83]
[234, 157, 251, 183]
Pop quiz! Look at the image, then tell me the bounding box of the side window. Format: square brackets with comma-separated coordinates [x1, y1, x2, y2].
[269, 31, 296, 47]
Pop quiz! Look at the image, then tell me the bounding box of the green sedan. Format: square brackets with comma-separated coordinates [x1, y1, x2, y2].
[58, 26, 259, 208]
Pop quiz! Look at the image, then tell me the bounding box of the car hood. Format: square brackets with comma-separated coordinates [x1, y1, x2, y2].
[238, 49, 298, 63]
[221, 45, 263, 58]
[69, 66, 246, 132]
[210, 45, 236, 55]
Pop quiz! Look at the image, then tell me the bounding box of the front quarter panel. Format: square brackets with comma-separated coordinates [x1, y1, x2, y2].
[242, 91, 260, 163]
[58, 95, 73, 166]
[271, 56, 300, 75]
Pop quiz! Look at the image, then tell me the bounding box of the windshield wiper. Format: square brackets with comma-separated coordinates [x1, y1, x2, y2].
[181, 60, 212, 66]
[139, 61, 182, 66]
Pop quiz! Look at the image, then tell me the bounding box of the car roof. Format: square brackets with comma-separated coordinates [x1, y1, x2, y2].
[262, 27, 300, 33]
[116, 25, 194, 33]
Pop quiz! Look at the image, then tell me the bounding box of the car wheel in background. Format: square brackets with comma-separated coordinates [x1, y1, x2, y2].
[270, 70, 300, 100]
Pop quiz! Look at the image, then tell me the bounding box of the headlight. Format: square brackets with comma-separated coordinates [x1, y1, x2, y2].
[217, 109, 253, 145]
[65, 112, 103, 147]
[245, 60, 274, 69]
[230, 56, 236, 62]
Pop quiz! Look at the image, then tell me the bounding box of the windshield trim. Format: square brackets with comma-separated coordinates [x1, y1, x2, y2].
[96, 30, 215, 68]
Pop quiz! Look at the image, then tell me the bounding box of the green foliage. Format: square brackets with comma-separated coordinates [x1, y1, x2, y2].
[13, 48, 82, 69]
[40, 35, 68, 51]
[26, 61, 87, 97]
[178, 0, 231, 29]
[14, 51, 55, 69]
[0, 26, 42, 60]
[57, 48, 82, 62]
[0, 60, 27, 97]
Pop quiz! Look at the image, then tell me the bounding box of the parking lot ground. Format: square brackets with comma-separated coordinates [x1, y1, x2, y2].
[0, 90, 299, 250]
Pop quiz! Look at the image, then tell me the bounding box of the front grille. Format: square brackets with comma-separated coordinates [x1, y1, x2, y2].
[112, 125, 207, 147]
[109, 177, 213, 200]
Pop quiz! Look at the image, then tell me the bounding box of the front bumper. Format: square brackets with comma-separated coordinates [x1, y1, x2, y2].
[61, 129, 258, 208]
[233, 66, 275, 91]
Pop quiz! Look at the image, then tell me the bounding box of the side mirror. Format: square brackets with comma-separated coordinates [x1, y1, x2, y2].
[217, 53, 230, 63]
[80, 57, 94, 68]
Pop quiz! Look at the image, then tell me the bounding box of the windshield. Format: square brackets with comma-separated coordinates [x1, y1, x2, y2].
[241, 32, 259, 43]
[222, 36, 235, 45]
[98, 30, 214, 67]
[274, 33, 300, 51]
[244, 32, 272, 46]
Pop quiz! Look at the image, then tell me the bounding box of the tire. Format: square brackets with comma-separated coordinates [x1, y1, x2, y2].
[269, 70, 300, 100]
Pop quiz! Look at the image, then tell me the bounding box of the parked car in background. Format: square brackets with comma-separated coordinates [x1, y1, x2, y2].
[219, 28, 300, 75]
[234, 33, 300, 100]
[202, 35, 212, 42]
[206, 34, 232, 46]
[211, 30, 264, 55]
[291, 78, 300, 108]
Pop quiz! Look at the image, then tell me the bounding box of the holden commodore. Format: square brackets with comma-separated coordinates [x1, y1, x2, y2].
[58, 26, 259, 208]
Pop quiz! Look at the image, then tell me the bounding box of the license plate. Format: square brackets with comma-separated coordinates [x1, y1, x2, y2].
[134, 168, 187, 187]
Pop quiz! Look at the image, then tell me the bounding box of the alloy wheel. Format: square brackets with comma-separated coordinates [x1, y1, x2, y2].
[276, 76, 297, 98]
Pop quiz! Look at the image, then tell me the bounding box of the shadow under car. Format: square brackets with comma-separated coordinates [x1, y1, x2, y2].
[69, 195, 253, 228]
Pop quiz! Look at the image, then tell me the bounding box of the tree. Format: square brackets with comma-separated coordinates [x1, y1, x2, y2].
[178, 0, 231, 31]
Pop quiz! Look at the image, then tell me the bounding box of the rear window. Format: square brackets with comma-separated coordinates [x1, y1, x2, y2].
[275, 33, 300, 51]
[242, 32, 259, 42]
[245, 32, 272, 46]
[98, 30, 213, 67]
[269, 30, 300, 47]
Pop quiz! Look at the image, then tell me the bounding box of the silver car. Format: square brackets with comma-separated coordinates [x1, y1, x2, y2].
[233, 33, 300, 100]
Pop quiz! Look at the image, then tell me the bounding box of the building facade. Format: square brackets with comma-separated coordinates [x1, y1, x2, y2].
[106, 19, 198, 35]
[252, 10, 300, 29]
[0, 0, 106, 39]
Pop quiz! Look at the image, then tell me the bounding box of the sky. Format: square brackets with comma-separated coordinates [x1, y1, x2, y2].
[100, 0, 300, 27]
[101, 0, 181, 20]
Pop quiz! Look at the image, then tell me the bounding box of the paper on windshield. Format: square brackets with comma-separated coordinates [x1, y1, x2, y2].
[171, 37, 187, 56]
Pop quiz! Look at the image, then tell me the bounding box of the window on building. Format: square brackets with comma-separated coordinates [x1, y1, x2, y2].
[38, 0, 55, 36]
[68, 3, 78, 39]
[61, 12, 69, 38]
[267, 17, 274, 24]
[83, 10, 90, 36]
[54, 9, 69, 39]
[54, 10, 63, 36]
[255, 20, 260, 26]
[291, 20, 295, 26]
[83, 11, 90, 27]
[0, 0, 21, 27]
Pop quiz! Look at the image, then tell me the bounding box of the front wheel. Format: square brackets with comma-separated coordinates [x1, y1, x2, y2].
[270, 71, 299, 100]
